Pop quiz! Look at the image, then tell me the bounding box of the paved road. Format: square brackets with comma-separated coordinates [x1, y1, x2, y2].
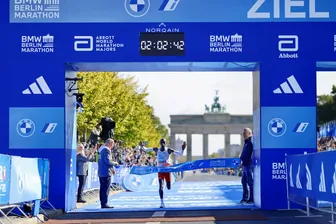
[45, 172, 332, 224]
[181, 171, 240, 182]
[46, 209, 331, 224]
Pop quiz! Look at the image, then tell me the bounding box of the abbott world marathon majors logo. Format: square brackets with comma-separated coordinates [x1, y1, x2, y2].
[14, 0, 59, 19]
[74, 36, 125, 52]
[209, 34, 243, 53]
[21, 34, 54, 53]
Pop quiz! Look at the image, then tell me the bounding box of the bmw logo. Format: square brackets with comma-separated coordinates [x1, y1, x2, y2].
[130, 175, 143, 188]
[125, 0, 150, 17]
[17, 119, 35, 138]
[268, 118, 287, 137]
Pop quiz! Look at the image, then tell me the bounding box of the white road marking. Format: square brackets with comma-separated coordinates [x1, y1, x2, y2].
[152, 211, 166, 217]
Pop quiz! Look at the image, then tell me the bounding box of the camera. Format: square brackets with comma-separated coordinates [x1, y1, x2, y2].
[74, 93, 84, 113]
[99, 116, 116, 141]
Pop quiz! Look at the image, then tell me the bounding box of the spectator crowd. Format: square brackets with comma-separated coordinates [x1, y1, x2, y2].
[81, 141, 159, 167]
[318, 136, 336, 152]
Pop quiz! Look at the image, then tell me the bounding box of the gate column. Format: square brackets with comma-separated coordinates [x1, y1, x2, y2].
[186, 133, 192, 161]
[202, 133, 209, 159]
[255, 41, 317, 210]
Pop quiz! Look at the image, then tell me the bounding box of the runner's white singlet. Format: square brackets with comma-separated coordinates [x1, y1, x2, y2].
[157, 149, 170, 167]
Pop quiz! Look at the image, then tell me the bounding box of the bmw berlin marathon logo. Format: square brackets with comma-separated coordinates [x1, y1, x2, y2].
[125, 0, 150, 17]
[268, 118, 287, 137]
[17, 119, 35, 137]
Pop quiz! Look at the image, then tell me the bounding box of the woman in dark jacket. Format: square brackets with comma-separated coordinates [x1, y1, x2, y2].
[76, 143, 96, 203]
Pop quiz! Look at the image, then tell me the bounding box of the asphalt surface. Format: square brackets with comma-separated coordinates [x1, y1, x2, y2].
[45, 172, 333, 224]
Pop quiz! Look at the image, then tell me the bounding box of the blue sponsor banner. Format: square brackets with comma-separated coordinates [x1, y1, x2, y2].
[77, 163, 131, 191]
[123, 172, 176, 192]
[286, 151, 336, 203]
[130, 158, 240, 175]
[9, 0, 336, 23]
[260, 60, 316, 107]
[0, 155, 11, 205]
[9, 107, 64, 149]
[87, 162, 99, 190]
[112, 166, 131, 184]
[8, 60, 66, 108]
[6, 23, 335, 65]
[261, 107, 316, 149]
[38, 158, 49, 199]
[9, 156, 42, 204]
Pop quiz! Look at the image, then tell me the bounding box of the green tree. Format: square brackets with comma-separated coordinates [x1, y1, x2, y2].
[76, 72, 169, 147]
[317, 85, 336, 125]
[209, 152, 220, 158]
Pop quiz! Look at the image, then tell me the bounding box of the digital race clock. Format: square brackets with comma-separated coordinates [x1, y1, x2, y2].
[139, 32, 185, 56]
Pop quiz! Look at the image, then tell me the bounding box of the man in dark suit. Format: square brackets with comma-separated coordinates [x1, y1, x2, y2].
[98, 138, 119, 208]
[239, 127, 254, 204]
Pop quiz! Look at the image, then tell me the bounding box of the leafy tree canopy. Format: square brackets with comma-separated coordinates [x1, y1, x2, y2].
[317, 85, 336, 125]
[77, 72, 169, 147]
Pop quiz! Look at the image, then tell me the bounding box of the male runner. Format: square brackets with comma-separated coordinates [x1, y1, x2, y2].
[146, 138, 187, 208]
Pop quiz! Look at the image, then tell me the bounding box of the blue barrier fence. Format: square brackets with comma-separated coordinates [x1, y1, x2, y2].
[78, 158, 241, 193]
[286, 150, 336, 221]
[77, 163, 132, 192]
[0, 154, 50, 220]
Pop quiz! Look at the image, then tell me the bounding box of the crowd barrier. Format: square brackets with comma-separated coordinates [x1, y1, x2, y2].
[79, 158, 241, 194]
[285, 151, 336, 223]
[77, 163, 178, 193]
[319, 120, 336, 137]
[77, 163, 132, 195]
[0, 154, 53, 223]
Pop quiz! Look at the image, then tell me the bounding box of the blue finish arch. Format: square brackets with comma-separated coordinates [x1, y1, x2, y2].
[2, 0, 336, 211]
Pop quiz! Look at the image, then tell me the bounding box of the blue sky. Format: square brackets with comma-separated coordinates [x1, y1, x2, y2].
[123, 71, 336, 156]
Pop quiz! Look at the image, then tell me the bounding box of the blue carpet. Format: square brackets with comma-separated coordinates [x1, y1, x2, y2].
[70, 181, 256, 213]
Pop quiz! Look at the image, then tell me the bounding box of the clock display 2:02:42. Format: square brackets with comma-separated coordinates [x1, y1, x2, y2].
[140, 40, 185, 51]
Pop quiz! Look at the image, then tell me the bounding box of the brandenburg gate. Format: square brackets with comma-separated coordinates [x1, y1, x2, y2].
[168, 91, 253, 161]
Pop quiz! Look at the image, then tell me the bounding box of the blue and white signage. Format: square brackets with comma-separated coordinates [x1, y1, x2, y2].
[9, 157, 42, 204]
[287, 151, 336, 202]
[3, 0, 335, 212]
[0, 155, 10, 205]
[9, 107, 64, 149]
[123, 173, 176, 192]
[261, 107, 316, 149]
[10, 0, 336, 22]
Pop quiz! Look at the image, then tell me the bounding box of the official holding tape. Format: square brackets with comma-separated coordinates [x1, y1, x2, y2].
[98, 138, 119, 209]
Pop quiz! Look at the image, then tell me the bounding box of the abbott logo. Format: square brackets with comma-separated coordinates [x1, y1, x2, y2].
[74, 36, 93, 51]
[278, 35, 299, 59]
